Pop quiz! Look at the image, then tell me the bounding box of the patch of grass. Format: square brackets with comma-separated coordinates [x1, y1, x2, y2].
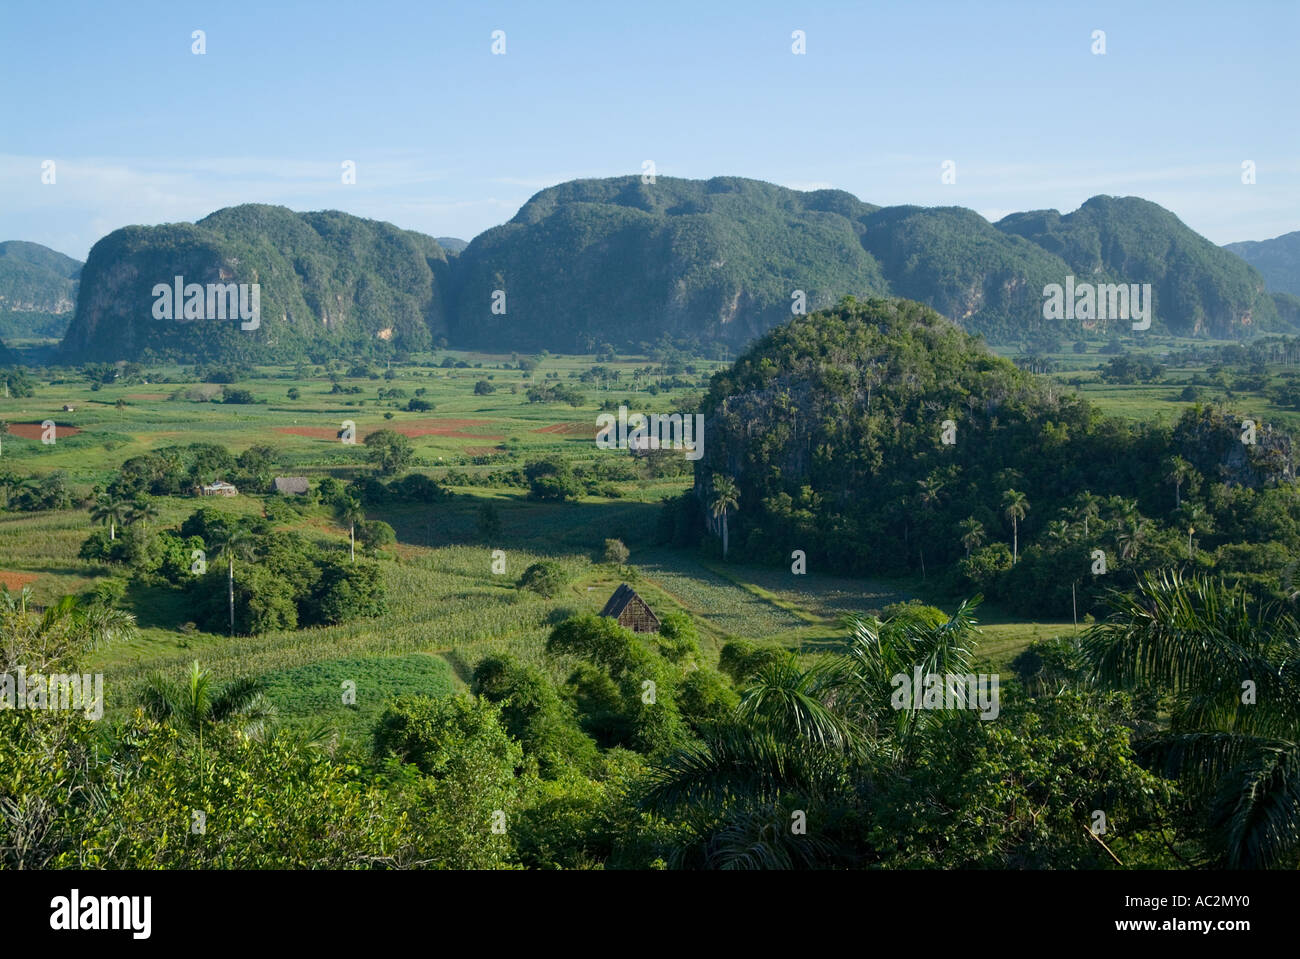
[258, 653, 458, 745]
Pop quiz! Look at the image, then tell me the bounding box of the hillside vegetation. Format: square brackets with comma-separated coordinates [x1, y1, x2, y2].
[0, 240, 82, 347]
[58, 206, 453, 364]
[1226, 229, 1300, 297]
[45, 178, 1291, 365]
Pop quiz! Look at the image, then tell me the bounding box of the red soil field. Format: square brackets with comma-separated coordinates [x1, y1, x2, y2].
[0, 571, 38, 591]
[4, 422, 82, 440]
[274, 419, 503, 441]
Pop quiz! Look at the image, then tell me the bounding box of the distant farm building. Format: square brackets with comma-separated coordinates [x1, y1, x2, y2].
[272, 476, 310, 495]
[195, 480, 238, 497]
[599, 583, 660, 633]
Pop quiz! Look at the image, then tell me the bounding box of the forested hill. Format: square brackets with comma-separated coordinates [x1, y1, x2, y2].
[686, 296, 1299, 619]
[0, 241, 82, 349]
[1225, 230, 1300, 297]
[447, 177, 1281, 349]
[57, 206, 453, 364]
[996, 196, 1277, 337]
[448, 176, 889, 351]
[49, 177, 1293, 363]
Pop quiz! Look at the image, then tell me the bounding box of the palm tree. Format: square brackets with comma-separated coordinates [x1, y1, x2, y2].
[334, 497, 365, 563]
[141, 661, 277, 791]
[127, 495, 160, 529]
[1164, 456, 1194, 508]
[90, 493, 128, 541]
[915, 475, 945, 510]
[1046, 519, 1072, 544]
[734, 657, 855, 750]
[0, 468, 18, 509]
[140, 661, 275, 740]
[640, 598, 983, 867]
[1108, 495, 1139, 527]
[1075, 491, 1102, 537]
[1177, 502, 1209, 558]
[709, 475, 740, 560]
[1116, 515, 1150, 562]
[914, 475, 947, 579]
[1, 586, 138, 673]
[1083, 571, 1300, 868]
[208, 525, 254, 636]
[1002, 490, 1029, 563]
[958, 517, 985, 559]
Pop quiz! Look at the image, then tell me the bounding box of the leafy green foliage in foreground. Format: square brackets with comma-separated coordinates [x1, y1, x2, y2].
[7, 578, 1262, 870]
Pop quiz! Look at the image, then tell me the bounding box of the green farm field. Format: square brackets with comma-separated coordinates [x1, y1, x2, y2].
[2, 350, 1078, 729]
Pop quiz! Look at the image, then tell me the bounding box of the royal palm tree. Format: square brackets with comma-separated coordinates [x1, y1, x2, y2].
[709, 475, 740, 560]
[1108, 495, 1139, 527]
[1164, 456, 1194, 508]
[140, 660, 275, 740]
[207, 524, 254, 636]
[1116, 515, 1150, 562]
[958, 517, 985, 559]
[1177, 502, 1210, 558]
[1046, 519, 1073, 544]
[914, 474, 949, 578]
[141, 661, 277, 790]
[90, 493, 128, 541]
[127, 495, 160, 529]
[1002, 490, 1029, 563]
[1074, 491, 1102, 538]
[1083, 571, 1300, 868]
[334, 497, 365, 563]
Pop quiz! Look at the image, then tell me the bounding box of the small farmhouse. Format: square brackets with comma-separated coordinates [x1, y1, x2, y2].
[599, 583, 660, 633]
[272, 476, 310, 495]
[195, 480, 239, 497]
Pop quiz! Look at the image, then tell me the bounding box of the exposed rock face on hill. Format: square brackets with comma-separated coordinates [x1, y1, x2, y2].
[448, 176, 889, 352]
[0, 241, 82, 348]
[997, 196, 1277, 338]
[56, 178, 1291, 363]
[59, 206, 452, 363]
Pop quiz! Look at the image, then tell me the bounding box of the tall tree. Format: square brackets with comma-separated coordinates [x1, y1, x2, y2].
[958, 517, 985, 559]
[128, 495, 160, 529]
[1074, 491, 1102, 538]
[1002, 489, 1029, 563]
[1164, 456, 1194, 508]
[1116, 516, 1150, 562]
[335, 497, 365, 563]
[208, 525, 254, 636]
[90, 493, 128, 541]
[709, 475, 740, 560]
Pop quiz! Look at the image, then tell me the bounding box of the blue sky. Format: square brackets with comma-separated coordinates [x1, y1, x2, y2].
[2, 0, 1296, 260]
